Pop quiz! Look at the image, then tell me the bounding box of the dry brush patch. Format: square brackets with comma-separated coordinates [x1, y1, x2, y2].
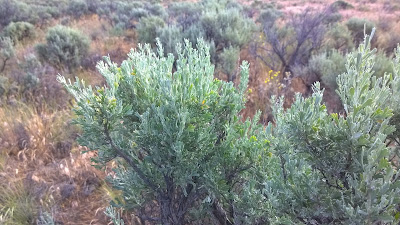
[0, 104, 115, 224]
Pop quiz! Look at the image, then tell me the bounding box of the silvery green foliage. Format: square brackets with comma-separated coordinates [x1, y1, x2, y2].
[37, 212, 55, 225]
[199, 1, 254, 49]
[58, 40, 268, 224]
[265, 30, 400, 224]
[35, 26, 89, 73]
[325, 24, 354, 52]
[136, 16, 165, 45]
[104, 207, 124, 225]
[0, 37, 15, 72]
[96, 1, 166, 29]
[0, 0, 18, 27]
[0, 0, 63, 28]
[156, 0, 255, 81]
[308, 50, 346, 89]
[219, 46, 240, 82]
[67, 0, 88, 19]
[2, 21, 35, 44]
[346, 17, 375, 46]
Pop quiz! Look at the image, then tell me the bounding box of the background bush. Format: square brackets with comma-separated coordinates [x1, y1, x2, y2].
[35, 25, 90, 72]
[251, 6, 335, 76]
[219, 46, 240, 81]
[96, 1, 166, 29]
[135, 0, 254, 81]
[346, 17, 375, 45]
[308, 50, 346, 89]
[67, 0, 88, 19]
[0, 37, 15, 72]
[2, 22, 35, 44]
[137, 16, 165, 45]
[373, 50, 394, 77]
[325, 23, 354, 52]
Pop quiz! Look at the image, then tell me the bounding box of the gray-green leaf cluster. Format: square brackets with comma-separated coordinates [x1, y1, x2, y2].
[265, 30, 400, 224]
[35, 25, 89, 73]
[59, 40, 268, 224]
[60, 31, 400, 224]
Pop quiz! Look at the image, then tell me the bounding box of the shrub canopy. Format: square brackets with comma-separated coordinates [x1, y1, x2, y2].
[36, 25, 89, 72]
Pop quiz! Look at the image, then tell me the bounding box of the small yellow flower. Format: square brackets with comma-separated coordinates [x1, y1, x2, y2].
[202, 100, 206, 105]
[248, 88, 252, 93]
[250, 136, 257, 142]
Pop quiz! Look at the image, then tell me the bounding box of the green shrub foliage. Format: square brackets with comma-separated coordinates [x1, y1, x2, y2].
[219, 46, 240, 82]
[71, 0, 253, 80]
[0, 0, 64, 28]
[309, 50, 346, 89]
[0, 0, 18, 27]
[331, 0, 354, 10]
[0, 37, 15, 72]
[373, 50, 394, 78]
[2, 22, 35, 44]
[67, 0, 89, 19]
[325, 23, 354, 52]
[346, 17, 375, 46]
[137, 16, 165, 45]
[157, 0, 255, 80]
[58, 40, 268, 224]
[265, 31, 400, 224]
[35, 26, 90, 72]
[96, 1, 166, 29]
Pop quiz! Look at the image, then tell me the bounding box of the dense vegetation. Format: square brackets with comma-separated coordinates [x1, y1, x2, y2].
[1, 0, 400, 224]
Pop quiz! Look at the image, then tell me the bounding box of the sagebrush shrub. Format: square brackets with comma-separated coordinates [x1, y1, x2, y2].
[137, 16, 165, 45]
[0, 0, 18, 27]
[200, 6, 254, 49]
[96, 1, 166, 29]
[346, 17, 375, 45]
[325, 23, 354, 51]
[58, 40, 268, 225]
[2, 22, 35, 44]
[265, 30, 400, 224]
[139, 0, 254, 80]
[0, 37, 15, 72]
[331, 0, 354, 10]
[219, 45, 240, 81]
[67, 0, 88, 19]
[309, 50, 346, 89]
[373, 50, 394, 78]
[35, 26, 90, 72]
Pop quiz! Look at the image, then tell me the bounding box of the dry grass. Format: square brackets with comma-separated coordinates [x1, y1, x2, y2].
[0, 12, 138, 225]
[0, 103, 113, 224]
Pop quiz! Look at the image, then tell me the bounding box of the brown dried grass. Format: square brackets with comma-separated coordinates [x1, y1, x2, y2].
[0, 103, 112, 224]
